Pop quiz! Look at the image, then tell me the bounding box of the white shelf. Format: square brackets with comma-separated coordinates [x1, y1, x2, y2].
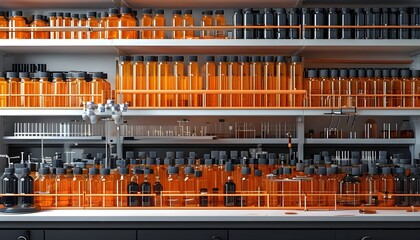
[0, 39, 418, 61]
[124, 137, 294, 145]
[305, 138, 416, 145]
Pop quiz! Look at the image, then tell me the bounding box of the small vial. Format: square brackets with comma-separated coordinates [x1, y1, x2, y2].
[172, 10, 183, 39]
[381, 8, 389, 39]
[301, 8, 314, 39]
[394, 167, 409, 206]
[78, 13, 87, 39]
[354, 8, 366, 39]
[243, 8, 254, 39]
[106, 8, 119, 39]
[399, 8, 410, 39]
[52, 73, 66, 107]
[201, 10, 214, 39]
[153, 9, 166, 39]
[327, 8, 339, 39]
[34, 167, 54, 207]
[182, 9, 194, 39]
[141, 8, 153, 39]
[338, 167, 361, 206]
[380, 167, 395, 206]
[6, 72, 19, 107]
[341, 8, 352, 39]
[215, 10, 226, 39]
[86, 168, 101, 207]
[410, 8, 419, 39]
[389, 8, 398, 39]
[71, 13, 79, 39]
[19, 72, 32, 107]
[314, 8, 326, 39]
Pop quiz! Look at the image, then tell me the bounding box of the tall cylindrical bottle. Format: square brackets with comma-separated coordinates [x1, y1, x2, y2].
[128, 167, 141, 207]
[0, 11, 8, 39]
[71, 168, 86, 207]
[99, 12, 108, 39]
[78, 13, 87, 39]
[167, 166, 181, 207]
[118, 56, 133, 105]
[55, 168, 71, 207]
[233, 9, 244, 39]
[153, 9, 166, 39]
[132, 56, 145, 107]
[327, 8, 339, 39]
[224, 163, 236, 207]
[239, 56, 251, 107]
[19, 72, 32, 107]
[145, 56, 158, 107]
[183, 166, 196, 206]
[251, 56, 263, 107]
[276, 8, 287, 39]
[301, 8, 313, 39]
[243, 8, 254, 39]
[7, 72, 20, 107]
[9, 11, 28, 39]
[116, 167, 129, 207]
[141, 168, 152, 207]
[215, 10, 226, 39]
[106, 8, 119, 39]
[182, 9, 194, 39]
[172, 10, 183, 39]
[217, 56, 228, 107]
[119, 7, 138, 39]
[70, 13, 79, 39]
[18, 168, 34, 207]
[99, 168, 115, 207]
[1, 168, 18, 207]
[394, 167, 409, 206]
[391, 68, 402, 107]
[338, 167, 361, 206]
[38, 71, 52, 107]
[201, 10, 214, 39]
[401, 69, 412, 107]
[173, 56, 186, 107]
[141, 9, 152, 39]
[158, 56, 172, 107]
[228, 56, 240, 107]
[86, 168, 100, 207]
[188, 56, 202, 107]
[287, 56, 303, 107]
[202, 56, 217, 107]
[34, 167, 54, 207]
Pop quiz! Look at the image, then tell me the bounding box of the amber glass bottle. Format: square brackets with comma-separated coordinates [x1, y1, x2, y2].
[153, 9, 166, 39]
[118, 56, 133, 105]
[78, 13, 87, 39]
[215, 10, 226, 39]
[9, 11, 28, 39]
[38, 71, 52, 107]
[172, 10, 183, 39]
[217, 56, 228, 107]
[86, 168, 100, 207]
[19, 72, 32, 107]
[71, 167, 86, 207]
[223, 163, 236, 207]
[401, 69, 412, 107]
[263, 56, 276, 107]
[173, 56, 186, 107]
[0, 11, 8, 39]
[90, 72, 106, 104]
[145, 56, 158, 107]
[99, 12, 108, 39]
[70, 13, 79, 39]
[52, 73, 66, 107]
[116, 167, 130, 207]
[34, 167, 54, 207]
[183, 9, 194, 39]
[203, 56, 217, 107]
[158, 56, 172, 107]
[239, 56, 251, 107]
[55, 168, 71, 207]
[167, 166, 182, 207]
[287, 56, 303, 107]
[63, 13, 72, 39]
[141, 9, 153, 39]
[188, 56, 202, 107]
[306, 69, 320, 107]
[106, 8, 119, 39]
[201, 11, 214, 39]
[183, 166, 196, 206]
[119, 7, 137, 39]
[132, 56, 145, 107]
[380, 167, 395, 206]
[0, 72, 7, 107]
[251, 56, 263, 107]
[31, 14, 49, 39]
[55, 12, 64, 39]
[99, 168, 115, 207]
[275, 56, 287, 107]
[391, 69, 402, 107]
[228, 56, 240, 107]
[86, 12, 99, 39]
[6, 72, 20, 107]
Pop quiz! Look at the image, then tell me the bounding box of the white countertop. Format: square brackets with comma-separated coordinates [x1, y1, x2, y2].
[1, 209, 420, 222]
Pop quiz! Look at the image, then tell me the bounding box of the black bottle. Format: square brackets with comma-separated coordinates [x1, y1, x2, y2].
[128, 167, 141, 206]
[141, 168, 152, 207]
[263, 8, 275, 39]
[288, 8, 300, 39]
[255, 12, 264, 39]
[341, 8, 352, 39]
[394, 167, 409, 206]
[233, 9, 243, 39]
[327, 8, 339, 39]
[399, 8, 409, 39]
[373, 8, 381, 39]
[195, 170, 208, 207]
[365, 8, 374, 39]
[409, 167, 420, 206]
[18, 168, 34, 207]
[389, 8, 398, 39]
[223, 162, 236, 207]
[1, 168, 18, 207]
[380, 8, 389, 39]
[276, 8, 288, 39]
[301, 8, 313, 39]
[243, 8, 254, 39]
[410, 7, 419, 39]
[314, 8, 326, 39]
[354, 8, 365, 39]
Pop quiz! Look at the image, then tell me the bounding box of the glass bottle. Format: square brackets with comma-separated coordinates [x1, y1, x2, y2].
[217, 56, 228, 107]
[38, 71, 52, 107]
[89, 72, 105, 104]
[215, 10, 226, 39]
[228, 56, 240, 107]
[307, 69, 320, 107]
[157, 56, 172, 107]
[274, 56, 287, 107]
[70, 13, 79, 39]
[382, 69, 392, 107]
[263, 8, 275, 39]
[325, 167, 338, 206]
[71, 167, 86, 207]
[86, 12, 99, 39]
[239, 56, 251, 107]
[167, 166, 181, 207]
[128, 167, 141, 207]
[346, 68, 358, 108]
[153, 166, 163, 207]
[188, 56, 201, 107]
[409, 167, 420, 206]
[356, 68, 367, 107]
[86, 168, 100, 207]
[106, 8, 119, 39]
[365, 69, 376, 107]
[202, 56, 216, 107]
[78, 13, 87, 39]
[391, 68, 402, 107]
[62, 12, 71, 39]
[338, 167, 361, 206]
[131, 56, 145, 107]
[400, 119, 414, 138]
[399, 8, 410, 39]
[341, 8, 352, 39]
[19, 72, 32, 107]
[337, 69, 348, 108]
[183, 166, 196, 207]
[99, 12, 108, 39]
[173, 56, 186, 107]
[354, 8, 365, 39]
[239, 167, 251, 207]
[141, 8, 152, 39]
[140, 168, 152, 207]
[329, 69, 339, 108]
[75, 71, 88, 106]
[51, 73, 66, 107]
[379, 167, 395, 206]
[251, 56, 263, 107]
[172, 10, 183, 39]
[201, 10, 214, 39]
[301, 8, 314, 39]
[6, 72, 19, 107]
[401, 69, 412, 107]
[153, 9, 165, 39]
[315, 167, 328, 206]
[119, 7, 137, 39]
[224, 163, 236, 207]
[233, 9, 244, 39]
[18, 168, 34, 207]
[144, 56, 158, 107]
[54, 168, 71, 207]
[47, 12, 57, 38]
[9, 11, 28, 39]
[327, 8, 338, 39]
[287, 56, 303, 107]
[116, 167, 129, 207]
[363, 166, 379, 206]
[34, 167, 54, 207]
[1, 167, 18, 207]
[31, 14, 49, 39]
[394, 167, 409, 206]
[117, 56, 133, 106]
[243, 8, 254, 39]
[413, 70, 420, 107]
[182, 9, 194, 39]
[0, 11, 8, 39]
[99, 168, 115, 207]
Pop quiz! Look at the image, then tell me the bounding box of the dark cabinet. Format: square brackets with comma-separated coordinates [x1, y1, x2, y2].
[337, 230, 420, 240]
[45, 230, 136, 240]
[138, 230, 228, 240]
[0, 230, 43, 240]
[229, 230, 335, 240]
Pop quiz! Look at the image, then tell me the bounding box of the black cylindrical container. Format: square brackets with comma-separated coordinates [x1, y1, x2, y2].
[410, 7, 419, 39]
[389, 8, 398, 39]
[288, 8, 300, 39]
[327, 8, 339, 39]
[354, 8, 365, 39]
[341, 8, 352, 39]
[399, 8, 409, 39]
[0, 168, 18, 207]
[381, 8, 389, 39]
[255, 13, 264, 39]
[18, 168, 34, 207]
[243, 8, 254, 39]
[277, 8, 288, 39]
[365, 8, 374, 39]
[314, 8, 326, 39]
[373, 8, 381, 39]
[264, 8, 275, 39]
[233, 9, 244, 39]
[302, 8, 313, 39]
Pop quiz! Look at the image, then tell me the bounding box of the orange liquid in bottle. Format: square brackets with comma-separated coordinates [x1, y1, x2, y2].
[141, 9, 153, 39]
[19, 72, 32, 107]
[380, 167, 395, 206]
[251, 56, 263, 107]
[172, 10, 183, 39]
[63, 13, 72, 39]
[167, 166, 182, 207]
[145, 56, 158, 107]
[132, 56, 145, 107]
[55, 168, 71, 207]
[86, 12, 99, 39]
[217, 56, 228, 107]
[9, 11, 28, 39]
[0, 73, 7, 107]
[6, 72, 19, 107]
[307, 69, 321, 107]
[203, 56, 217, 107]
[320, 69, 332, 107]
[0, 12, 8, 39]
[103, 73, 112, 100]
[275, 56, 287, 107]
[183, 10, 194, 39]
[173, 56, 187, 106]
[391, 68, 403, 107]
[71, 168, 86, 207]
[90, 72, 107, 104]
[287, 56, 303, 107]
[31, 15, 49, 39]
[52, 73, 66, 107]
[356, 69, 367, 107]
[116, 168, 130, 207]
[153, 10, 166, 39]
[86, 168, 101, 207]
[99, 12, 108, 39]
[78, 14, 87, 39]
[55, 12, 64, 39]
[188, 56, 202, 107]
[215, 10, 226, 39]
[263, 56, 276, 107]
[119, 7, 138, 39]
[106, 8, 119, 39]
[118, 56, 133, 105]
[365, 69, 376, 107]
[183, 167, 197, 206]
[401, 69, 412, 107]
[239, 56, 251, 107]
[201, 11, 214, 39]
[34, 167, 54, 207]
[158, 56, 172, 107]
[38, 72, 52, 107]
[99, 168, 115, 207]
[412, 70, 420, 107]
[228, 56, 241, 107]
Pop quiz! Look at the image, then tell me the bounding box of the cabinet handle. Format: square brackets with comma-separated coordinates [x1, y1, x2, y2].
[361, 236, 372, 240]
[17, 236, 28, 240]
[212, 236, 222, 240]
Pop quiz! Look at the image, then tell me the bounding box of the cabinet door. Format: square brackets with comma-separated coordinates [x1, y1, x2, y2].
[337, 230, 420, 240]
[229, 230, 335, 240]
[0, 230, 43, 240]
[45, 230, 136, 240]
[138, 230, 228, 240]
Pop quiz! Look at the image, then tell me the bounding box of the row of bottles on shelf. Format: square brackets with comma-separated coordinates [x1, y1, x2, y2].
[1, 7, 419, 40]
[0, 149, 416, 209]
[117, 55, 303, 108]
[304, 68, 420, 108]
[0, 69, 111, 107]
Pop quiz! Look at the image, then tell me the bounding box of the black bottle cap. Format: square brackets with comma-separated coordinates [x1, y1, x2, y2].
[382, 8, 389, 13]
[354, 8, 364, 13]
[158, 56, 170, 62]
[374, 69, 382, 78]
[382, 167, 392, 175]
[283, 167, 292, 175]
[264, 8, 273, 12]
[168, 166, 179, 174]
[183, 9, 193, 15]
[55, 167, 65, 175]
[75, 72, 87, 79]
[144, 56, 158, 62]
[251, 56, 261, 62]
[296, 162, 304, 172]
[227, 56, 238, 62]
[225, 162, 234, 172]
[120, 55, 132, 62]
[241, 167, 251, 175]
[154, 9, 164, 15]
[391, 68, 399, 77]
[146, 157, 156, 165]
[264, 56, 274, 62]
[11, 11, 23, 16]
[254, 169, 263, 177]
[100, 12, 109, 18]
[366, 68, 374, 78]
[195, 170, 203, 178]
[88, 168, 98, 175]
[244, 8, 254, 13]
[215, 10, 224, 15]
[290, 56, 301, 62]
[120, 7, 132, 14]
[399, 8, 408, 12]
[133, 55, 144, 62]
[277, 8, 286, 14]
[205, 56, 215, 62]
[6, 72, 19, 79]
[33, 14, 44, 20]
[37, 71, 50, 78]
[4, 167, 15, 175]
[400, 69, 411, 78]
[73, 167, 83, 175]
[317, 166, 327, 175]
[328, 8, 337, 13]
[204, 158, 213, 165]
[80, 14, 87, 19]
[319, 69, 329, 78]
[258, 158, 268, 165]
[100, 168, 110, 175]
[341, 8, 351, 13]
[339, 69, 348, 78]
[87, 12, 97, 18]
[369, 166, 378, 175]
[239, 56, 249, 62]
[48, 12, 56, 17]
[143, 168, 153, 175]
[118, 167, 129, 175]
[364, 8, 372, 13]
[64, 12, 71, 18]
[351, 167, 360, 176]
[307, 69, 318, 78]
[395, 167, 405, 175]
[172, 56, 184, 62]
[71, 13, 79, 18]
[38, 167, 50, 175]
[301, 8, 311, 13]
[349, 68, 357, 78]
[314, 8, 324, 13]
[166, 152, 174, 158]
[56, 12, 64, 17]
[0, 71, 5, 78]
[91, 72, 103, 79]
[175, 158, 185, 165]
[330, 68, 339, 78]
[304, 167, 315, 175]
[188, 56, 198, 62]
[133, 166, 143, 174]
[109, 8, 119, 15]
[358, 68, 366, 78]
[142, 8, 152, 14]
[172, 10, 182, 15]
[216, 56, 227, 62]
[184, 166, 194, 174]
[412, 70, 420, 78]
[19, 72, 30, 78]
